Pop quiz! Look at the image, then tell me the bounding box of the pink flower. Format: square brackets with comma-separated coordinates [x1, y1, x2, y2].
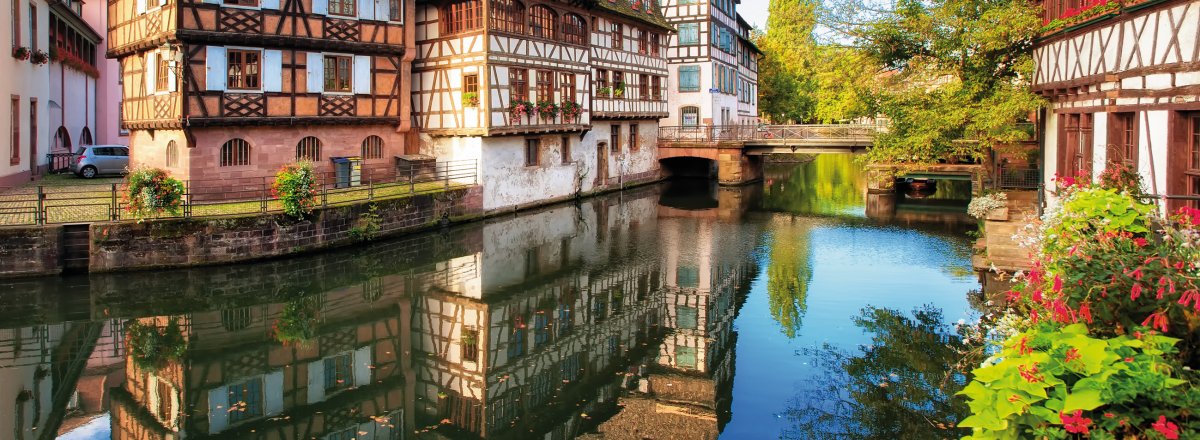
[1133, 237, 1148, 247]
[1052, 275, 1063, 292]
[1060, 410, 1092, 434]
[1131, 283, 1143, 300]
[1141, 311, 1169, 332]
[1152, 415, 1180, 440]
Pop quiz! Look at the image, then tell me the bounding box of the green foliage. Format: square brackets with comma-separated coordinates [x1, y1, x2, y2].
[767, 222, 812, 337]
[272, 161, 317, 219]
[348, 203, 382, 242]
[763, 154, 865, 215]
[461, 91, 479, 107]
[959, 323, 1196, 439]
[1041, 186, 1154, 258]
[127, 318, 187, 372]
[124, 166, 185, 220]
[272, 296, 321, 346]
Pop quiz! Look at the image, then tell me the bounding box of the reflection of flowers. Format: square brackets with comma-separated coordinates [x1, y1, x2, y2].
[273, 298, 320, 346]
[127, 318, 188, 372]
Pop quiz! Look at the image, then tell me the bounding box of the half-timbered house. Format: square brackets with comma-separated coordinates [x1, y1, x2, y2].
[106, 0, 414, 182]
[660, 0, 758, 128]
[1034, 0, 1200, 210]
[411, 0, 672, 211]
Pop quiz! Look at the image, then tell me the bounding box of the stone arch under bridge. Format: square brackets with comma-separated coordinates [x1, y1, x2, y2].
[658, 146, 763, 185]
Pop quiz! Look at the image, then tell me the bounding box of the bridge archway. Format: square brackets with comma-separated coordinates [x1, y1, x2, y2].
[660, 156, 717, 179]
[659, 147, 762, 185]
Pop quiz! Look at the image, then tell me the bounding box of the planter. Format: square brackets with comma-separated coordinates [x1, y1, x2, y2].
[985, 206, 1009, 221]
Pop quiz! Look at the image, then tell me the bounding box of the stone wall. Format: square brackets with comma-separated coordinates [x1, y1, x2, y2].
[88, 186, 482, 273]
[0, 226, 63, 278]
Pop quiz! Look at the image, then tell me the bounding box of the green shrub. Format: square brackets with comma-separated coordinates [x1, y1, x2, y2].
[124, 166, 185, 220]
[272, 161, 317, 219]
[127, 318, 187, 372]
[272, 297, 320, 346]
[348, 203, 381, 242]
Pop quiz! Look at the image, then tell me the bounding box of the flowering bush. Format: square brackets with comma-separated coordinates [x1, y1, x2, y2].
[124, 166, 186, 219]
[273, 297, 320, 346]
[536, 100, 558, 120]
[959, 323, 1196, 438]
[127, 318, 187, 372]
[509, 100, 532, 120]
[272, 161, 317, 219]
[560, 100, 582, 120]
[1098, 162, 1146, 197]
[968, 192, 1008, 219]
[12, 46, 30, 61]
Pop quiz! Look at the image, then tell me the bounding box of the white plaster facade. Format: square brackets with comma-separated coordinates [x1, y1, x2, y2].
[660, 0, 759, 128]
[1, 0, 52, 186]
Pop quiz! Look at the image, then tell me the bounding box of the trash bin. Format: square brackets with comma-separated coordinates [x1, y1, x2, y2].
[331, 156, 362, 188]
[395, 154, 437, 183]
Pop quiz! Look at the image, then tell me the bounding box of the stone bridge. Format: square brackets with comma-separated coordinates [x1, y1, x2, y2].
[657, 124, 879, 184]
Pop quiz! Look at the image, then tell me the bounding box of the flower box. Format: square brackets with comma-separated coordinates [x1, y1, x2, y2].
[985, 206, 1009, 221]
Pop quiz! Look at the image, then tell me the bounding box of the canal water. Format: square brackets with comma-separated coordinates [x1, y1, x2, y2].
[2, 154, 980, 439]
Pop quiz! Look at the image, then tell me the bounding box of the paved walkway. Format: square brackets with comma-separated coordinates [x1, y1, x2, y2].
[977, 190, 1039, 271]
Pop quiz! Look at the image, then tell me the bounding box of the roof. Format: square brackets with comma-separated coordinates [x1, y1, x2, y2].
[593, 0, 677, 33]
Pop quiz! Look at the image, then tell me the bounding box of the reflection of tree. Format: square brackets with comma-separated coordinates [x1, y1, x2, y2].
[764, 154, 866, 215]
[766, 219, 812, 337]
[782, 305, 970, 439]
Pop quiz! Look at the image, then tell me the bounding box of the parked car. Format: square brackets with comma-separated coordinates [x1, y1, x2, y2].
[72, 145, 130, 178]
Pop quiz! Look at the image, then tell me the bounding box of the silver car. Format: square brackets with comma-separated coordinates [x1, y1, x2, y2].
[72, 145, 130, 178]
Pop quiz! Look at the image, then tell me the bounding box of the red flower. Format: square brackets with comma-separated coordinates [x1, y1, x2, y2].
[1133, 237, 1148, 247]
[1078, 302, 1093, 323]
[1131, 283, 1143, 300]
[1018, 363, 1043, 383]
[1005, 289, 1022, 302]
[1063, 347, 1081, 363]
[1052, 275, 1063, 292]
[1141, 311, 1169, 332]
[1152, 415, 1179, 440]
[1130, 267, 1145, 280]
[1060, 410, 1092, 434]
[1032, 289, 1044, 303]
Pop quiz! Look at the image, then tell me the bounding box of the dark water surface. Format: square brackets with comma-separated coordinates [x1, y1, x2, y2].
[3, 154, 980, 439]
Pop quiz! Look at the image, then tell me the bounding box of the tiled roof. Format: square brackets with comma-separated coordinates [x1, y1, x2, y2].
[593, 0, 676, 32]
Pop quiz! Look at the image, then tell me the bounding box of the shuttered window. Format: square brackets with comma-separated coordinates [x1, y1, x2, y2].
[678, 65, 699, 92]
[227, 49, 261, 90]
[678, 23, 698, 45]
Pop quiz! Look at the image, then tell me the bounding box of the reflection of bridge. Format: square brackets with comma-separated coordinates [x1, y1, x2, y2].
[657, 125, 879, 185]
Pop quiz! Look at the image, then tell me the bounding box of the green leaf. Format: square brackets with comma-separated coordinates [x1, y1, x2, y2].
[1062, 388, 1104, 412]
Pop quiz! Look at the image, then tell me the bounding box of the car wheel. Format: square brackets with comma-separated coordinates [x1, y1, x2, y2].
[80, 166, 97, 179]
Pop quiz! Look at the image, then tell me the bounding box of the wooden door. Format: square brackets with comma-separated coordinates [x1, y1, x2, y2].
[597, 142, 608, 186]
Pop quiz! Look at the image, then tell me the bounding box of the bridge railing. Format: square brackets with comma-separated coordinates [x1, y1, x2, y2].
[658, 124, 880, 143]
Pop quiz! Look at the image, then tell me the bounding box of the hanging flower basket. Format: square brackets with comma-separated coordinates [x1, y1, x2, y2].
[124, 166, 186, 220]
[127, 318, 188, 372]
[30, 49, 49, 65]
[536, 100, 558, 120]
[12, 46, 30, 61]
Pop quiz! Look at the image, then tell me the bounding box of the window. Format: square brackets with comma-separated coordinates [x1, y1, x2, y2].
[1109, 112, 1138, 168]
[610, 124, 619, 153]
[678, 65, 699, 91]
[28, 99, 35, 170]
[490, 0, 524, 33]
[676, 305, 697, 329]
[638, 74, 648, 100]
[676, 265, 699, 287]
[649, 32, 659, 56]
[220, 139, 251, 166]
[463, 73, 479, 97]
[595, 68, 608, 93]
[509, 68, 528, 101]
[362, 135, 383, 159]
[165, 140, 178, 167]
[629, 123, 638, 152]
[389, 0, 402, 21]
[155, 379, 174, 422]
[328, 0, 355, 17]
[535, 70, 554, 103]
[610, 22, 622, 50]
[79, 127, 93, 146]
[611, 70, 623, 98]
[1058, 113, 1093, 178]
[651, 76, 661, 100]
[560, 135, 570, 164]
[678, 23, 698, 45]
[324, 353, 354, 393]
[676, 345, 697, 368]
[461, 329, 479, 362]
[561, 14, 586, 45]
[525, 138, 539, 166]
[681, 106, 699, 126]
[10, 97, 19, 165]
[221, 307, 252, 331]
[323, 55, 352, 92]
[29, 4, 36, 51]
[558, 72, 574, 103]
[227, 49, 261, 90]
[226, 377, 263, 424]
[637, 29, 647, 54]
[529, 5, 556, 39]
[11, 0, 19, 49]
[1188, 114, 1200, 209]
[441, 0, 481, 34]
[296, 136, 322, 161]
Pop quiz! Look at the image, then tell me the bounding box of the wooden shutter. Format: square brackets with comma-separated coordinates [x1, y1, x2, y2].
[357, 0, 374, 20]
[205, 46, 227, 91]
[145, 52, 157, 93]
[306, 359, 325, 403]
[353, 346, 372, 386]
[374, 0, 391, 22]
[306, 52, 324, 93]
[353, 55, 371, 94]
[167, 52, 177, 92]
[264, 371, 284, 416]
[263, 50, 282, 92]
[261, 0, 278, 8]
[207, 387, 229, 433]
[312, 0, 328, 15]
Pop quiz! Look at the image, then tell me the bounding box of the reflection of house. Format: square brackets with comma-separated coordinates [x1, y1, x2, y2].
[0, 320, 107, 440]
[410, 194, 669, 438]
[110, 285, 415, 439]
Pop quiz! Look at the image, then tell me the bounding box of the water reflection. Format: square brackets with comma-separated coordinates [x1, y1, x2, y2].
[0, 155, 980, 439]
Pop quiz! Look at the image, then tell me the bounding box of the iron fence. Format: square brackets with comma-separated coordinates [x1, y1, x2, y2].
[0, 159, 477, 226]
[658, 124, 879, 143]
[995, 165, 1041, 189]
[46, 152, 77, 174]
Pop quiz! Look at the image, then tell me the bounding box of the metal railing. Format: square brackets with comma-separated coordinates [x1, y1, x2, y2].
[46, 152, 77, 174]
[0, 159, 477, 226]
[658, 124, 880, 143]
[995, 165, 1041, 189]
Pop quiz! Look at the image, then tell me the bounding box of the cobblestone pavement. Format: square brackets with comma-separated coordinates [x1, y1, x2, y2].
[0, 173, 469, 226]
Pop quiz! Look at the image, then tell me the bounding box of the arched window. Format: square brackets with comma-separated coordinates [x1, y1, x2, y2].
[490, 0, 524, 34]
[440, 0, 482, 35]
[165, 140, 178, 167]
[79, 127, 93, 146]
[220, 139, 251, 166]
[561, 13, 586, 45]
[361, 135, 384, 160]
[297, 136, 322, 161]
[53, 127, 71, 152]
[681, 106, 699, 126]
[528, 5, 556, 39]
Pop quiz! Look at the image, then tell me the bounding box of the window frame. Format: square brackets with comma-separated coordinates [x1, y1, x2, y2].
[509, 68, 529, 102]
[528, 5, 556, 39]
[637, 29, 647, 54]
[166, 140, 179, 167]
[296, 136, 322, 161]
[638, 73, 648, 100]
[1188, 114, 1200, 209]
[560, 135, 571, 164]
[629, 123, 638, 152]
[220, 139, 252, 167]
[561, 13, 586, 45]
[678, 65, 700, 92]
[610, 124, 620, 153]
[677, 22, 699, 45]
[226, 48, 263, 91]
[524, 138, 540, 167]
[323, 54, 353, 93]
[610, 22, 622, 50]
[489, 0, 524, 34]
[323, 353, 354, 393]
[327, 0, 356, 17]
[681, 106, 699, 126]
[535, 70, 555, 103]
[441, 0, 482, 35]
[361, 135, 384, 159]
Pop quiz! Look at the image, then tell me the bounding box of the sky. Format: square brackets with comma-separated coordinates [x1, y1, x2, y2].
[739, 0, 771, 30]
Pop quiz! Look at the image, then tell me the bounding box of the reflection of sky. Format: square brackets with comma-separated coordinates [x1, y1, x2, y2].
[720, 223, 978, 438]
